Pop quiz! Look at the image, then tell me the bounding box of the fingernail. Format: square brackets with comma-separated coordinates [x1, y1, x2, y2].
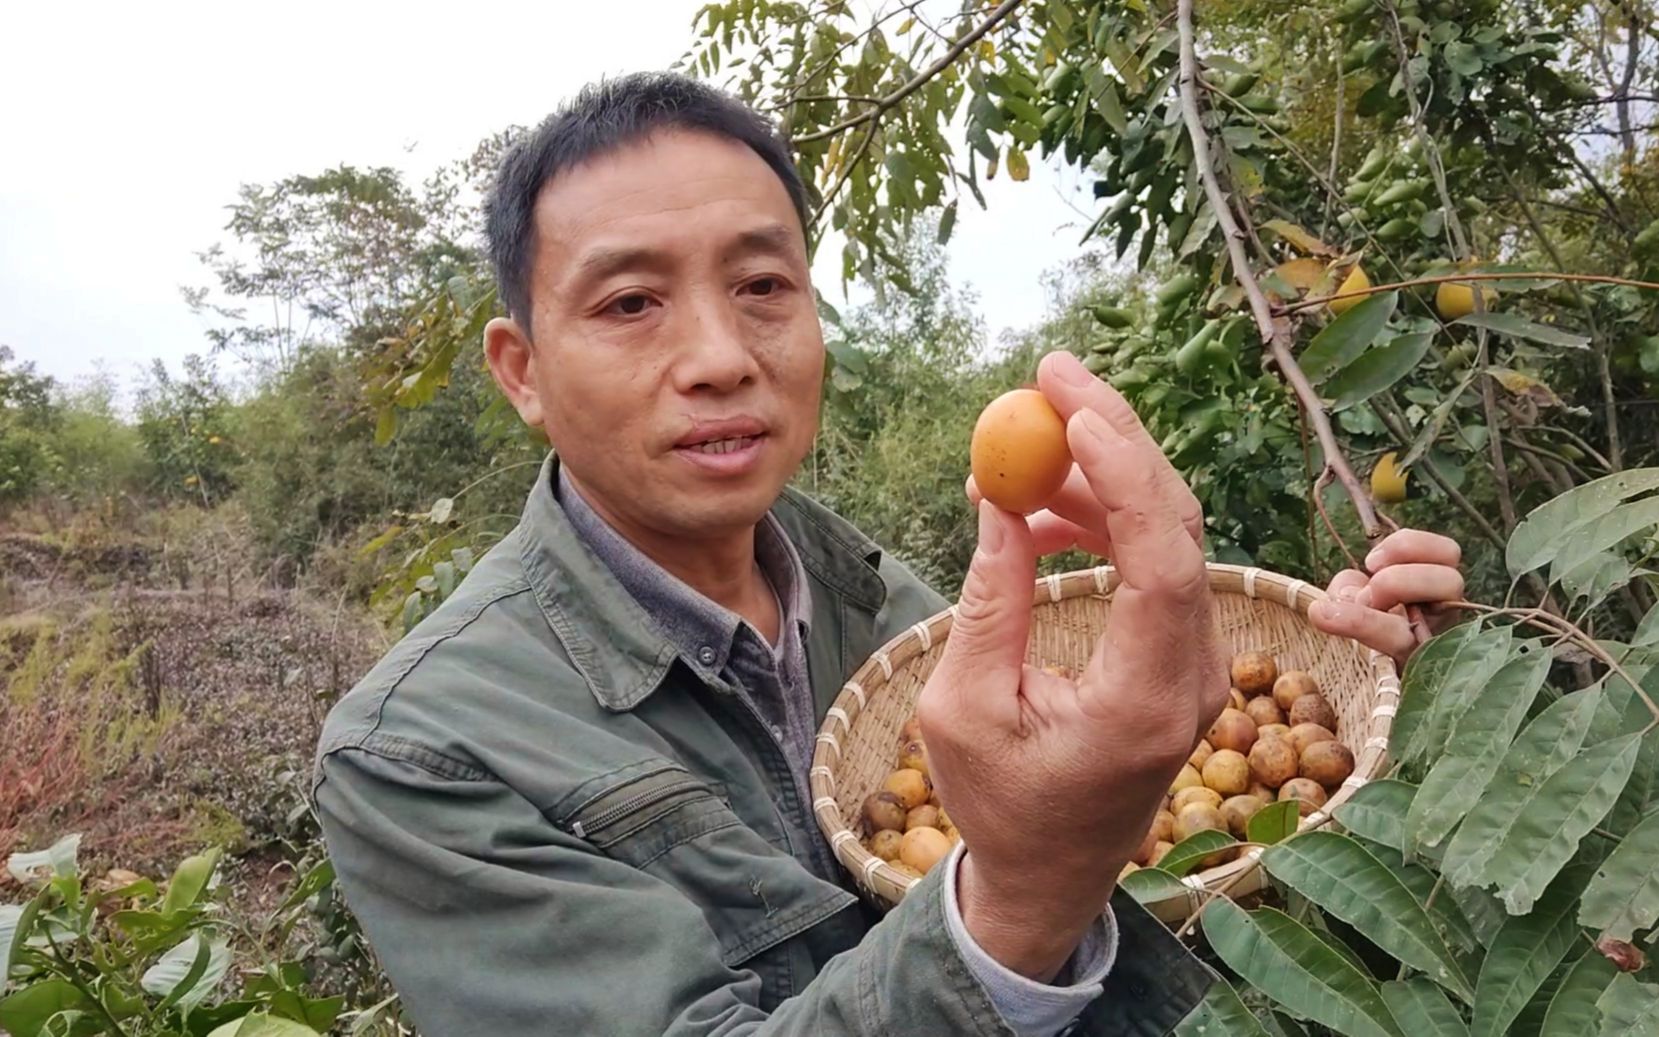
[1365, 548, 1383, 571]
[1056, 351, 1094, 386]
[979, 501, 1006, 553]
[1338, 585, 1358, 602]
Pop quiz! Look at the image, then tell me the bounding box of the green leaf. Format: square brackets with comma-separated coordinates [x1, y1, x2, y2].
[1453, 312, 1590, 349]
[1579, 808, 1659, 941]
[1324, 332, 1435, 410]
[0, 903, 25, 977]
[401, 591, 424, 633]
[1335, 779, 1418, 852]
[432, 560, 457, 599]
[0, 979, 91, 1037]
[1508, 471, 1659, 576]
[1300, 291, 1400, 382]
[1610, 727, 1659, 832]
[936, 201, 957, 245]
[1249, 800, 1302, 845]
[1158, 830, 1238, 877]
[373, 407, 397, 445]
[162, 848, 221, 916]
[142, 934, 230, 1012]
[1593, 974, 1659, 1035]
[1392, 623, 1501, 773]
[1263, 832, 1472, 999]
[356, 523, 403, 557]
[1443, 41, 1484, 75]
[1441, 689, 1601, 892]
[206, 1014, 325, 1037]
[1407, 646, 1550, 853]
[278, 860, 334, 914]
[1359, 840, 1481, 954]
[1484, 733, 1642, 915]
[1201, 899, 1403, 1037]
[1547, 497, 1659, 587]
[6, 834, 82, 885]
[1118, 866, 1191, 905]
[1382, 978, 1471, 1035]
[1471, 862, 1598, 1037]
[1634, 603, 1659, 647]
[1175, 979, 1274, 1036]
[1539, 951, 1618, 1035]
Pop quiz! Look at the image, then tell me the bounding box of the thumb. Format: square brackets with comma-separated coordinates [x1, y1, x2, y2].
[931, 503, 1037, 716]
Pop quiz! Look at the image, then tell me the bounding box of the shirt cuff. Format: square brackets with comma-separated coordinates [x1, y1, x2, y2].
[940, 840, 1118, 1037]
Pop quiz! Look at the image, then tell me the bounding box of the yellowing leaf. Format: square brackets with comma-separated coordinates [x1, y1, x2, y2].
[1488, 367, 1562, 407]
[977, 40, 995, 62]
[1006, 148, 1031, 182]
[1271, 257, 1334, 297]
[1263, 219, 1339, 256]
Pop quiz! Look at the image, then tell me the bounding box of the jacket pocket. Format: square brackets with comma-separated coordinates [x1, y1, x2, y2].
[556, 760, 856, 971]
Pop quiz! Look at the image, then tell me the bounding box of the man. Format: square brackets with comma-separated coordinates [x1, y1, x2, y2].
[313, 72, 1466, 1036]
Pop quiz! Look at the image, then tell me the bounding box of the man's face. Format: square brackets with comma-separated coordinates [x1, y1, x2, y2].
[500, 128, 824, 541]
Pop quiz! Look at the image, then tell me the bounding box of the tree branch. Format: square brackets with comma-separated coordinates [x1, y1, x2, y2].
[1279, 270, 1659, 314]
[791, 0, 1026, 145]
[1177, 0, 1382, 547]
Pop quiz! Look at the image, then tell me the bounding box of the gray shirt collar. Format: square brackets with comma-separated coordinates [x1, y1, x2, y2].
[554, 465, 812, 678]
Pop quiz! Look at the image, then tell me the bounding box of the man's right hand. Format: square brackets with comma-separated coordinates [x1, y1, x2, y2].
[916, 350, 1231, 983]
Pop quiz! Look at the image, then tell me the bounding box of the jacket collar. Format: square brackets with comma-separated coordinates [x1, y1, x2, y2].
[517, 452, 887, 712]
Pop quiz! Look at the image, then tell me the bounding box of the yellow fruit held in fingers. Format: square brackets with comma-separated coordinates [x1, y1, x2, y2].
[1371, 451, 1408, 504]
[970, 389, 1072, 514]
[1436, 279, 1498, 320]
[1328, 265, 1371, 315]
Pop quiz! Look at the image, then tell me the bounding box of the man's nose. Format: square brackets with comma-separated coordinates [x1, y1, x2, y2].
[673, 292, 760, 393]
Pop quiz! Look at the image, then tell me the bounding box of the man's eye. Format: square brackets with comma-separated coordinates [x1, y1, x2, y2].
[743, 277, 783, 297]
[607, 293, 655, 316]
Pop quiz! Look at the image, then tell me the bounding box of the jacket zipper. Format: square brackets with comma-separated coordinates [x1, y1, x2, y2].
[571, 777, 708, 840]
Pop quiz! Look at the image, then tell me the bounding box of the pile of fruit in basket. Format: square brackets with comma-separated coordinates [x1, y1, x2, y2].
[858, 651, 1352, 880]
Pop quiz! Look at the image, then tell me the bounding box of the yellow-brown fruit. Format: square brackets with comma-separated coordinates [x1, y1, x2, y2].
[1248, 737, 1300, 789]
[1152, 810, 1176, 844]
[1329, 264, 1371, 316]
[1134, 822, 1160, 865]
[897, 739, 930, 777]
[1148, 840, 1175, 867]
[905, 804, 941, 831]
[1245, 696, 1286, 729]
[1247, 780, 1276, 803]
[1229, 688, 1248, 712]
[863, 791, 907, 832]
[1207, 708, 1259, 754]
[1279, 778, 1329, 817]
[1189, 738, 1215, 770]
[1301, 740, 1357, 789]
[890, 862, 925, 881]
[1171, 763, 1204, 795]
[936, 807, 953, 833]
[1258, 723, 1291, 743]
[1273, 671, 1320, 712]
[1220, 794, 1266, 838]
[1289, 693, 1339, 732]
[1231, 651, 1279, 696]
[883, 768, 932, 810]
[970, 389, 1072, 514]
[867, 828, 904, 862]
[1202, 749, 1252, 796]
[1289, 722, 1338, 758]
[1372, 451, 1408, 504]
[1174, 803, 1229, 843]
[900, 827, 952, 874]
[1435, 279, 1497, 321]
[1172, 786, 1225, 815]
[899, 716, 923, 744]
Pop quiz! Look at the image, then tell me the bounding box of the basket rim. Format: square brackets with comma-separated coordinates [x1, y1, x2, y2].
[809, 562, 1402, 912]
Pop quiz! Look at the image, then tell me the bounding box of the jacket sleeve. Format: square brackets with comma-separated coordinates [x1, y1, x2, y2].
[316, 744, 1044, 1037]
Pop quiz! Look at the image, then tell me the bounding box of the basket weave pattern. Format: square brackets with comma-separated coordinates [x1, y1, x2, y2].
[809, 564, 1400, 922]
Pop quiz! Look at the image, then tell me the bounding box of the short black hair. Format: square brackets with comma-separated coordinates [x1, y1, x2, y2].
[483, 71, 810, 331]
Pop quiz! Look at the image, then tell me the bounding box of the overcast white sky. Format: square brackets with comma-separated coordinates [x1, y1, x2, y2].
[0, 0, 1102, 393]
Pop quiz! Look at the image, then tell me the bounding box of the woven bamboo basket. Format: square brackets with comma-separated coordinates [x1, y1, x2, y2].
[809, 562, 1400, 927]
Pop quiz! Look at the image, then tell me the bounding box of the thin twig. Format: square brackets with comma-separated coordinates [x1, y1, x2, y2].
[1279, 270, 1659, 314]
[1314, 466, 1363, 571]
[1176, 0, 1382, 548]
[792, 0, 1026, 145]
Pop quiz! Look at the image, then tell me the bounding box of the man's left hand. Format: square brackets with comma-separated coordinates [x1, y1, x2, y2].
[1307, 529, 1466, 666]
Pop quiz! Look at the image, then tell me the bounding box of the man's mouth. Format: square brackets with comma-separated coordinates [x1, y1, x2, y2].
[685, 435, 763, 455]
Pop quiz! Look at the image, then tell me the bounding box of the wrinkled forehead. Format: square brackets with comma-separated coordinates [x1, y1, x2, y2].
[528, 128, 808, 282]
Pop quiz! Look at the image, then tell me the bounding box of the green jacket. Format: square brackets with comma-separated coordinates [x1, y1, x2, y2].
[313, 456, 1213, 1036]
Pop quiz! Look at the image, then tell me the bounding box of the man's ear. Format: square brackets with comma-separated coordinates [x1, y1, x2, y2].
[483, 316, 544, 429]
